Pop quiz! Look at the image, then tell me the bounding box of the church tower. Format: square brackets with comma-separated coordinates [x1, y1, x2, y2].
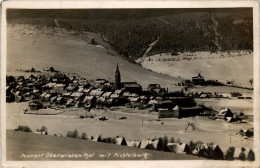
[115, 63, 121, 90]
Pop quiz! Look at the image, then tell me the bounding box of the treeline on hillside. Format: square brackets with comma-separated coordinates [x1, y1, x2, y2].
[8, 10, 253, 60]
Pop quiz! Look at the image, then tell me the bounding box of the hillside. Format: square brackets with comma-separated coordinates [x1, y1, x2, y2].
[6, 130, 203, 160]
[7, 24, 181, 89]
[140, 51, 253, 87]
[7, 8, 253, 60]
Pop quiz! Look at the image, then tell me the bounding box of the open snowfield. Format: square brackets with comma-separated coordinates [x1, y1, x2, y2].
[140, 51, 253, 87]
[7, 24, 181, 89]
[6, 102, 254, 153]
[6, 130, 202, 160]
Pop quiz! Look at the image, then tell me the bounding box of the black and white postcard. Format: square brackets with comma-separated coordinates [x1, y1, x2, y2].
[1, 1, 259, 168]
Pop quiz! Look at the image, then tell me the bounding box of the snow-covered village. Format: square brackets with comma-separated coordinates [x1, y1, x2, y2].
[4, 7, 256, 162]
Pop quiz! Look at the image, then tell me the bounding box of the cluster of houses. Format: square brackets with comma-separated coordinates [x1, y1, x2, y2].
[6, 65, 252, 121]
[6, 65, 213, 119]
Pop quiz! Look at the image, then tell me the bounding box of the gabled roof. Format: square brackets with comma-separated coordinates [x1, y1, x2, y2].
[55, 84, 65, 88]
[148, 100, 158, 104]
[140, 95, 148, 100]
[40, 93, 47, 97]
[45, 94, 52, 98]
[110, 93, 120, 99]
[114, 89, 124, 94]
[50, 96, 57, 101]
[103, 92, 113, 98]
[89, 89, 104, 96]
[83, 88, 92, 94]
[77, 87, 84, 92]
[62, 92, 72, 96]
[45, 83, 56, 88]
[57, 97, 64, 101]
[218, 108, 232, 115]
[122, 92, 131, 97]
[83, 96, 95, 101]
[129, 97, 140, 102]
[71, 92, 84, 97]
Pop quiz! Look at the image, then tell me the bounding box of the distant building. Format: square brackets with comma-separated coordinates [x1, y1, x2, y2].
[29, 100, 43, 110]
[239, 128, 254, 137]
[147, 84, 161, 92]
[158, 105, 203, 118]
[94, 78, 109, 87]
[122, 82, 142, 94]
[115, 63, 121, 90]
[218, 108, 233, 120]
[192, 73, 205, 85]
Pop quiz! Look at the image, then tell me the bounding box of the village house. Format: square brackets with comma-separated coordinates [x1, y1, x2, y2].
[56, 97, 66, 105]
[128, 97, 140, 103]
[192, 73, 205, 85]
[70, 92, 85, 101]
[53, 84, 66, 94]
[89, 88, 104, 98]
[62, 92, 72, 99]
[77, 86, 84, 93]
[139, 95, 150, 104]
[122, 82, 142, 94]
[218, 108, 233, 120]
[66, 99, 75, 107]
[78, 78, 89, 86]
[41, 83, 56, 93]
[147, 84, 161, 92]
[158, 108, 176, 118]
[239, 128, 253, 137]
[83, 96, 96, 110]
[50, 96, 57, 104]
[158, 105, 203, 118]
[102, 92, 113, 99]
[66, 84, 79, 92]
[114, 89, 125, 96]
[82, 88, 92, 95]
[29, 100, 43, 110]
[94, 78, 109, 87]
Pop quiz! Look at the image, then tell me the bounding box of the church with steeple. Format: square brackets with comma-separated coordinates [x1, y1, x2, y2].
[115, 63, 121, 90]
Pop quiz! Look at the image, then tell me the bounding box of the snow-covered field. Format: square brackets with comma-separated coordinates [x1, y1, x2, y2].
[139, 51, 253, 87]
[6, 102, 253, 152]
